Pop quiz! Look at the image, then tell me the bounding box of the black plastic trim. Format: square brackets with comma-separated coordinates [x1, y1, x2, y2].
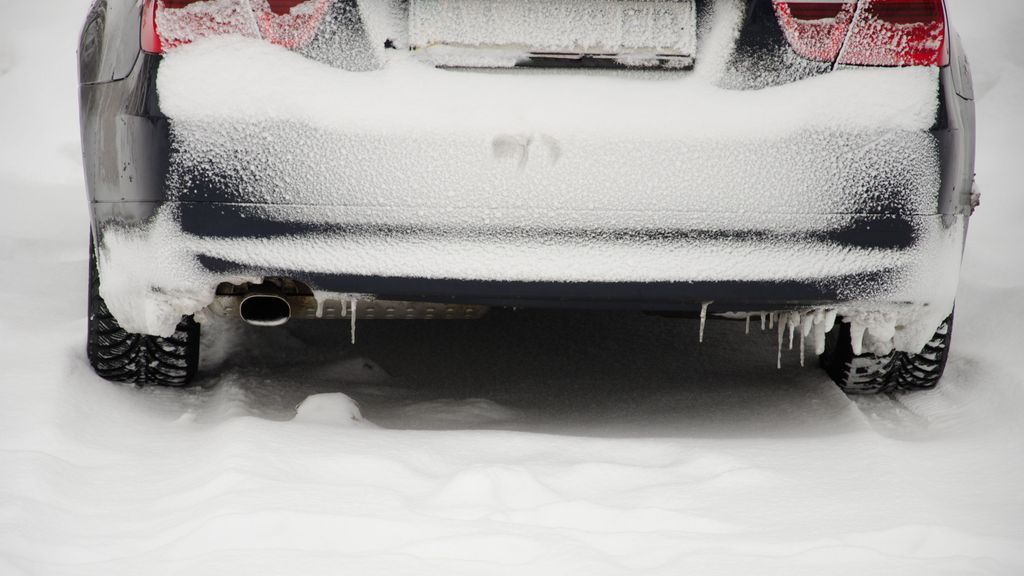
[198, 254, 898, 312]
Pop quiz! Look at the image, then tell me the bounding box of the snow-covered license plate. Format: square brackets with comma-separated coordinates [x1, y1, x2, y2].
[409, 0, 697, 65]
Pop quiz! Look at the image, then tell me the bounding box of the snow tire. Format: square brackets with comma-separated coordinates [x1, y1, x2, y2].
[86, 239, 200, 387]
[820, 314, 954, 395]
[891, 316, 953, 392]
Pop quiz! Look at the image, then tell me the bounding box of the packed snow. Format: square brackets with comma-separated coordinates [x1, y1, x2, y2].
[2, 1, 1024, 575]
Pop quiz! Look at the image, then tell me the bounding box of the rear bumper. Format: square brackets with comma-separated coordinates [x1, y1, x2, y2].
[178, 202, 966, 302]
[98, 201, 967, 312]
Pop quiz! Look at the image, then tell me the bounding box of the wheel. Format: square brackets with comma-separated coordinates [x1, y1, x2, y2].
[86, 238, 200, 386]
[820, 314, 954, 394]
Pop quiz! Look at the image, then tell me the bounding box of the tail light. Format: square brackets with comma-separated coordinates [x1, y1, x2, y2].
[773, 1, 859, 63]
[839, 0, 947, 66]
[141, 0, 329, 54]
[773, 0, 948, 67]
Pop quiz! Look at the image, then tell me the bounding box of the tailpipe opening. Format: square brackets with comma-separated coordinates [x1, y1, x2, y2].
[239, 294, 292, 327]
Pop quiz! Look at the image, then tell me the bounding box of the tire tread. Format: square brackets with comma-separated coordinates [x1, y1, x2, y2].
[86, 240, 200, 387]
[821, 315, 954, 394]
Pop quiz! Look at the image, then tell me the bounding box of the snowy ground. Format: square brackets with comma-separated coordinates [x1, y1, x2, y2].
[2, 1, 1024, 575]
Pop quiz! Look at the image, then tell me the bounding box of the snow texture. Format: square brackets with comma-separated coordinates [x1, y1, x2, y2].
[2, 1, 1024, 575]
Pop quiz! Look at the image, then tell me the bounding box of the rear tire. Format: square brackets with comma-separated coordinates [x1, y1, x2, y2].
[891, 317, 953, 392]
[86, 239, 200, 386]
[820, 314, 954, 394]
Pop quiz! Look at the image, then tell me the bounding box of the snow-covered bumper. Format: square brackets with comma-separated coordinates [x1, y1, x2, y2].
[91, 38, 969, 346]
[99, 204, 965, 326]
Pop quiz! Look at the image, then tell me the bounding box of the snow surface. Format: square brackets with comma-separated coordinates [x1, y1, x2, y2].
[2, 1, 1024, 575]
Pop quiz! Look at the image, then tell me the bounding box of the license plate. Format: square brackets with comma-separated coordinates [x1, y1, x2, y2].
[409, 0, 697, 67]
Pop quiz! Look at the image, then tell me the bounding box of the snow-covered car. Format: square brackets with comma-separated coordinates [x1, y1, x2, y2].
[79, 0, 976, 392]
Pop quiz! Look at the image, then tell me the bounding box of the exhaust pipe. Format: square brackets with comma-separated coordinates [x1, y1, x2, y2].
[208, 278, 491, 322]
[239, 294, 292, 327]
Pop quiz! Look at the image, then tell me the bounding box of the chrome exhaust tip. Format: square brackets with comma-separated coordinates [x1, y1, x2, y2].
[239, 294, 292, 327]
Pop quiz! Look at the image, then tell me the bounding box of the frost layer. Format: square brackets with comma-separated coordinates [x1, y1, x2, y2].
[159, 36, 941, 217]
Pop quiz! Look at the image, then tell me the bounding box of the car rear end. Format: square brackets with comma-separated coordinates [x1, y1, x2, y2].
[80, 0, 975, 356]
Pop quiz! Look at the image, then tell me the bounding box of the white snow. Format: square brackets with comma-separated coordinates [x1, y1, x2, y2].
[2, 1, 1024, 575]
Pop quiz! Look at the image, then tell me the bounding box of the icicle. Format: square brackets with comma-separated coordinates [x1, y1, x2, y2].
[777, 316, 785, 369]
[812, 323, 826, 356]
[760, 313, 766, 332]
[809, 310, 837, 356]
[801, 313, 815, 339]
[800, 327, 806, 367]
[699, 301, 712, 343]
[350, 299, 358, 345]
[787, 313, 796, 351]
[745, 314, 751, 335]
[849, 320, 866, 356]
[824, 310, 838, 333]
[799, 313, 813, 367]
[769, 312, 775, 330]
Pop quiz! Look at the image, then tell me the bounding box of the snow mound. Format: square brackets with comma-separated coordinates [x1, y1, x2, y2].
[293, 393, 366, 426]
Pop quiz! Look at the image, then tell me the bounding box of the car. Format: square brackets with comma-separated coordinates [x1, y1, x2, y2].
[79, 0, 976, 393]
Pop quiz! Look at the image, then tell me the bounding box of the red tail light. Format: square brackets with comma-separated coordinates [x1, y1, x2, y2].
[840, 0, 948, 66]
[774, 0, 948, 67]
[141, 0, 329, 55]
[773, 1, 859, 63]
[256, 0, 330, 49]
